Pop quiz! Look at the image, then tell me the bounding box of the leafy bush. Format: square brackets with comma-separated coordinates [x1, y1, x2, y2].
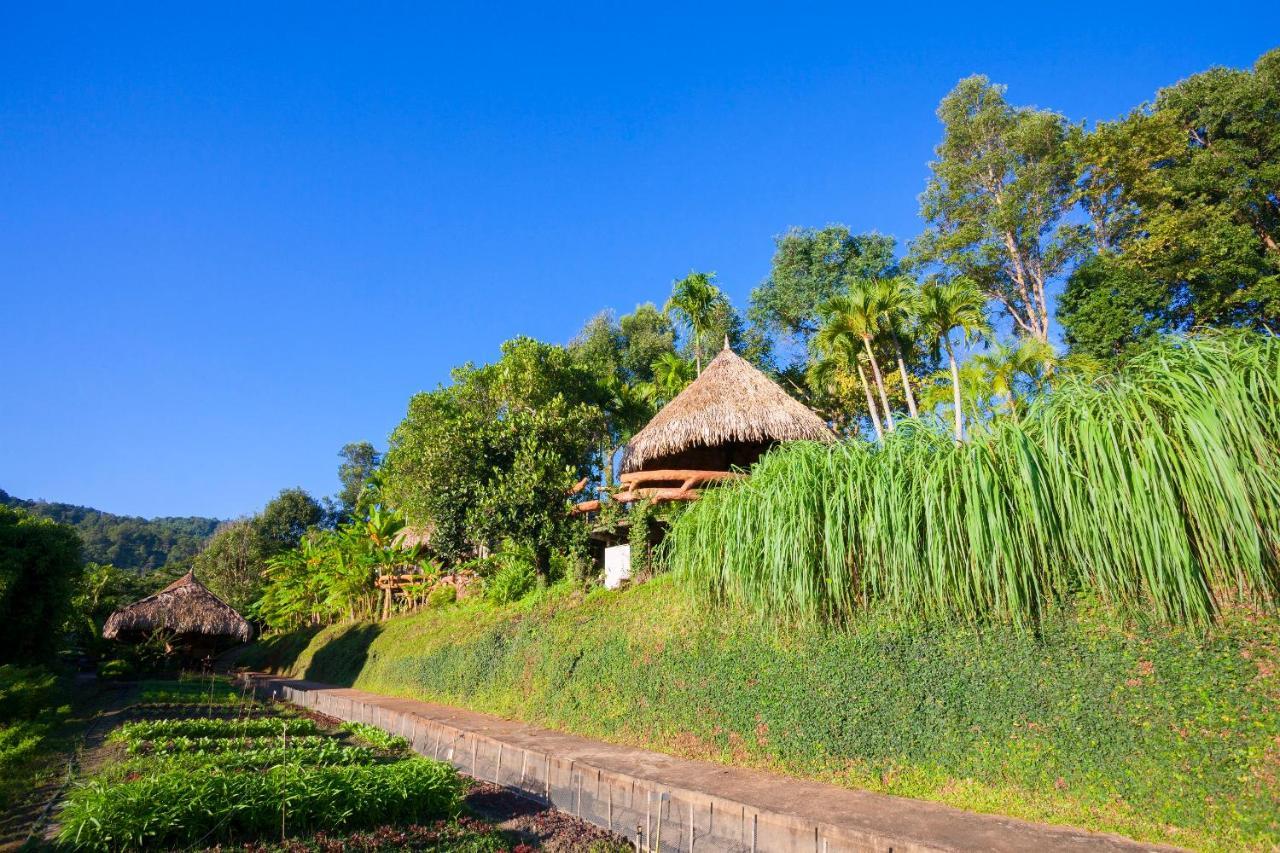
[426, 584, 457, 609]
[58, 758, 463, 850]
[485, 558, 536, 605]
[245, 577, 1280, 850]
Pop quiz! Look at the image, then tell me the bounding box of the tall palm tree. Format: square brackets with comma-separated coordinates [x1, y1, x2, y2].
[819, 283, 896, 432]
[810, 325, 884, 440]
[664, 272, 723, 374]
[916, 279, 989, 441]
[874, 276, 921, 418]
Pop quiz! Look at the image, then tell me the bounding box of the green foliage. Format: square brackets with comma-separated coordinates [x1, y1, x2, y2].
[484, 553, 537, 605]
[104, 742, 377, 777]
[125, 734, 335, 755]
[254, 508, 422, 631]
[0, 489, 218, 572]
[426, 584, 457, 609]
[0, 505, 83, 663]
[750, 226, 899, 350]
[112, 716, 318, 744]
[336, 441, 381, 521]
[194, 518, 266, 611]
[244, 578, 1280, 850]
[338, 721, 410, 754]
[668, 334, 1280, 627]
[255, 487, 327, 555]
[0, 664, 69, 809]
[1065, 48, 1280, 357]
[909, 76, 1078, 342]
[382, 336, 605, 565]
[58, 757, 463, 851]
[627, 500, 656, 578]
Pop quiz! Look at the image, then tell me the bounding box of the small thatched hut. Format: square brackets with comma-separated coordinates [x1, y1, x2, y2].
[103, 571, 252, 656]
[615, 343, 835, 502]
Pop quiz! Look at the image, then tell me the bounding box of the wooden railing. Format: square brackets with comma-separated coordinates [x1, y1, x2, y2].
[611, 468, 746, 504]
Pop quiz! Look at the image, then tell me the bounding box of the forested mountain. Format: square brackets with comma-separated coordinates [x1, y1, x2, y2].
[0, 489, 219, 571]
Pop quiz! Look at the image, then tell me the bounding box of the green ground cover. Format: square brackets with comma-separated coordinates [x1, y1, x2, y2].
[240, 577, 1280, 851]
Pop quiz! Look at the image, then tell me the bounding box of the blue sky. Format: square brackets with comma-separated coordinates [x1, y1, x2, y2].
[1, 4, 1275, 519]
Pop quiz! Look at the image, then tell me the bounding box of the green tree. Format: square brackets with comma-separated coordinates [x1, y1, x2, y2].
[910, 76, 1079, 343]
[665, 271, 727, 374]
[639, 352, 696, 406]
[1064, 48, 1280, 357]
[818, 280, 897, 431]
[194, 519, 264, 610]
[382, 337, 607, 571]
[0, 506, 82, 662]
[916, 279, 990, 440]
[618, 303, 677, 383]
[750, 227, 898, 354]
[336, 442, 381, 520]
[253, 488, 325, 555]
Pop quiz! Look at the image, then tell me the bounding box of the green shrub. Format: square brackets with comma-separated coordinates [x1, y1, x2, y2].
[58, 758, 463, 850]
[247, 577, 1280, 850]
[485, 559, 536, 605]
[427, 584, 457, 609]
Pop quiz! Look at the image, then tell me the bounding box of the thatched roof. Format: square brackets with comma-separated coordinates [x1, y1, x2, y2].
[621, 344, 835, 473]
[103, 571, 253, 643]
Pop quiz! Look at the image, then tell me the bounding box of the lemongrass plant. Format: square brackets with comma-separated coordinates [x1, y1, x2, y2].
[666, 333, 1280, 627]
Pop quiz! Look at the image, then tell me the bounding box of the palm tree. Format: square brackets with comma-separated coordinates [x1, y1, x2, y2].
[916, 279, 989, 441]
[874, 276, 921, 418]
[819, 282, 896, 432]
[664, 272, 723, 374]
[810, 327, 884, 440]
[974, 337, 1056, 421]
[640, 352, 696, 405]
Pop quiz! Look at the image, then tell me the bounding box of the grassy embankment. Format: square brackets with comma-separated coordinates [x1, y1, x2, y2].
[240, 577, 1280, 852]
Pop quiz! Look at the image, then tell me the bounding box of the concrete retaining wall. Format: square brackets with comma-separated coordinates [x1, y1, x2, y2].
[244, 675, 1170, 853]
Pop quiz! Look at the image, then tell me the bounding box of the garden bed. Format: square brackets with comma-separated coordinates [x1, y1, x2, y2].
[50, 676, 627, 852]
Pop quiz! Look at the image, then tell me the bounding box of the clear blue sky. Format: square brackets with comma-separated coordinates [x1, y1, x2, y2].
[2, 4, 1274, 519]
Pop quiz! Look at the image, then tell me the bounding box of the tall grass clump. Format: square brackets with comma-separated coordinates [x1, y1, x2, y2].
[667, 333, 1280, 626]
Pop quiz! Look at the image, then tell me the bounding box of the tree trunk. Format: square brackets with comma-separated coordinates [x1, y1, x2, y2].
[892, 334, 919, 418]
[945, 340, 964, 443]
[862, 337, 895, 432]
[857, 362, 884, 441]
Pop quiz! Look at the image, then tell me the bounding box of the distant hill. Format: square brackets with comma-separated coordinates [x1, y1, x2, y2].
[0, 489, 220, 572]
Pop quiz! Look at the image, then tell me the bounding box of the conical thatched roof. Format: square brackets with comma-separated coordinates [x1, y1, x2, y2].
[621, 345, 835, 473]
[103, 571, 253, 643]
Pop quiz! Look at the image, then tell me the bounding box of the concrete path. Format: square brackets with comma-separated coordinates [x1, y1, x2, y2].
[244, 674, 1176, 853]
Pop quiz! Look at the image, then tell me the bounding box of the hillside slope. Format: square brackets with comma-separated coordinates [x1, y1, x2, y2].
[0, 489, 219, 571]
[240, 576, 1280, 851]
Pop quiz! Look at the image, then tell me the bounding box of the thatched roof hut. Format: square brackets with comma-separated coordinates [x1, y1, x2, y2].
[620, 344, 835, 477]
[103, 571, 253, 645]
